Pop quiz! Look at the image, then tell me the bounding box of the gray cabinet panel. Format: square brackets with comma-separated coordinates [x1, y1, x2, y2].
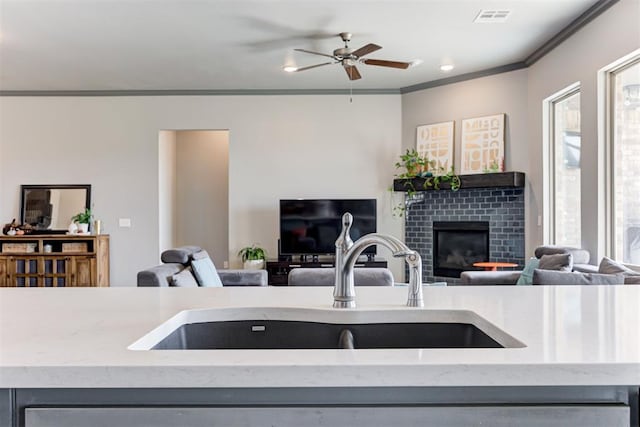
[0, 389, 13, 427]
[25, 405, 630, 427]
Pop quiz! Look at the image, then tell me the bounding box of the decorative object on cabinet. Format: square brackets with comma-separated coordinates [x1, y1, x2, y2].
[3, 219, 18, 235]
[20, 184, 91, 233]
[71, 208, 93, 234]
[93, 219, 102, 235]
[0, 234, 109, 287]
[2, 219, 34, 235]
[416, 121, 454, 172]
[460, 114, 505, 174]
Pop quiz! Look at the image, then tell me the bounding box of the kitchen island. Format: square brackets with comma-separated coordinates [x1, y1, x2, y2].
[1, 285, 639, 426]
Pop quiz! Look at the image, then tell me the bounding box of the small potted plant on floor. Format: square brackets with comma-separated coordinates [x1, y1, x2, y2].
[71, 208, 92, 234]
[238, 244, 267, 270]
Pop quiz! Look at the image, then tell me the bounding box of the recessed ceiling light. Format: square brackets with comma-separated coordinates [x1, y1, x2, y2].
[440, 64, 454, 72]
[283, 66, 298, 73]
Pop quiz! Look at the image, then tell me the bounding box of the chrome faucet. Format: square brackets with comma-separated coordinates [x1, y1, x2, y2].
[333, 213, 424, 308]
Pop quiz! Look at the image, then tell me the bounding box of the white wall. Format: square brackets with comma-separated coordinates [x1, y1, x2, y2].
[402, 69, 530, 251]
[175, 130, 229, 266]
[527, 0, 640, 261]
[158, 130, 177, 256]
[0, 95, 403, 285]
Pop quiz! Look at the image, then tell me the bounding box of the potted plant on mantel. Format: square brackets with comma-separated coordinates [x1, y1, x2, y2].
[390, 149, 461, 217]
[71, 208, 92, 234]
[238, 245, 267, 270]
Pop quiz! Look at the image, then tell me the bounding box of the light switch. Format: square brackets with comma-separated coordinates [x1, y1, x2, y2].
[119, 218, 131, 228]
[223, 261, 229, 269]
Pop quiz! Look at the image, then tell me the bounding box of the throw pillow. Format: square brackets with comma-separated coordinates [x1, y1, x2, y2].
[538, 253, 573, 272]
[191, 250, 224, 287]
[534, 245, 590, 264]
[170, 267, 199, 287]
[598, 256, 640, 275]
[532, 269, 624, 286]
[516, 257, 540, 285]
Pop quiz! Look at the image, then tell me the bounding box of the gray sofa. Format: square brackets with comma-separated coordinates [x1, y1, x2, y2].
[137, 246, 267, 287]
[460, 246, 598, 285]
[288, 268, 394, 286]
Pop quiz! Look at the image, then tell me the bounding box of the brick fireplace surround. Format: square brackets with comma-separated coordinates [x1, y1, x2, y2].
[404, 183, 525, 285]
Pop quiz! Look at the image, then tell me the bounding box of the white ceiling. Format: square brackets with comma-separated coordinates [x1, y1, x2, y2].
[0, 0, 601, 91]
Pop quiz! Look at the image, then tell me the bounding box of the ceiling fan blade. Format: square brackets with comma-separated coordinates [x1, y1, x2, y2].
[362, 59, 411, 69]
[345, 65, 362, 80]
[294, 48, 336, 59]
[294, 62, 334, 72]
[351, 43, 382, 58]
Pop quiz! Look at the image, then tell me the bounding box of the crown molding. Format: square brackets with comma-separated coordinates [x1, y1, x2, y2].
[0, 88, 400, 97]
[400, 62, 527, 94]
[524, 0, 619, 66]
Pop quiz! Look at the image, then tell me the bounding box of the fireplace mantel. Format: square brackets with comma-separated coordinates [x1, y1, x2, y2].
[393, 171, 525, 192]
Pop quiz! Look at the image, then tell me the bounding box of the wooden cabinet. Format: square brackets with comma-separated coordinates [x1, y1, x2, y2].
[0, 235, 109, 287]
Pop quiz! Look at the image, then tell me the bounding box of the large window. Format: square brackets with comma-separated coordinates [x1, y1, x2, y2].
[550, 88, 581, 247]
[609, 58, 640, 264]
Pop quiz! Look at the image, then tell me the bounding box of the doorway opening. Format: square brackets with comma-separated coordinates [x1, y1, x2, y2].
[158, 130, 229, 267]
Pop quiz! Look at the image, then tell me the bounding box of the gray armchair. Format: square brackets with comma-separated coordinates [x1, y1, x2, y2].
[137, 246, 267, 287]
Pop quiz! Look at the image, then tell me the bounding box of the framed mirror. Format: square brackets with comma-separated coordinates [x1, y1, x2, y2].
[20, 185, 91, 233]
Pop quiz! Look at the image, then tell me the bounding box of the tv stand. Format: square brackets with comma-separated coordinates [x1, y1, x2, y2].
[266, 258, 388, 286]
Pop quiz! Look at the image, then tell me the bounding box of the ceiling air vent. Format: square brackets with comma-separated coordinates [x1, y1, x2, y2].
[473, 10, 511, 23]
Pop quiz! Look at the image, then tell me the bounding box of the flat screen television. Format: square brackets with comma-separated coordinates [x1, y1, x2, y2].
[279, 199, 377, 256]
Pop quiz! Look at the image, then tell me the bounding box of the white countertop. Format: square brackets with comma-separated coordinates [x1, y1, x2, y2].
[1, 285, 639, 388]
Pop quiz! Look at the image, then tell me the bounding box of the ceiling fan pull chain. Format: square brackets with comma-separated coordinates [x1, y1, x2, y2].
[349, 80, 353, 103]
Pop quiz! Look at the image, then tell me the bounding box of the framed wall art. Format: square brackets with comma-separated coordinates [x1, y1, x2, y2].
[460, 113, 505, 174]
[416, 121, 454, 172]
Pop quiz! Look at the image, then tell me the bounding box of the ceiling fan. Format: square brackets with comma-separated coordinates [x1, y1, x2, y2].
[289, 32, 413, 80]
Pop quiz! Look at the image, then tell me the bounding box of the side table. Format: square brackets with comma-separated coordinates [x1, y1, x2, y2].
[472, 262, 519, 272]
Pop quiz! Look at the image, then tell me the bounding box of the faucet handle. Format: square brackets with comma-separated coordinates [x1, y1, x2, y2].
[392, 250, 415, 258]
[336, 213, 354, 250]
[405, 252, 424, 308]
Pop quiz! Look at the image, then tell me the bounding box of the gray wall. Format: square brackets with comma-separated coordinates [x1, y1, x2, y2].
[175, 130, 229, 267]
[401, 69, 530, 251]
[526, 0, 640, 261]
[0, 95, 403, 285]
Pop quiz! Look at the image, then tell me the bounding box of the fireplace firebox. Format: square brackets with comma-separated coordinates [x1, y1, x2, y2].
[433, 221, 489, 278]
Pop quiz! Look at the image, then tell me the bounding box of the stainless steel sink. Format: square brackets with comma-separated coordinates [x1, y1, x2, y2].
[152, 320, 503, 349]
[129, 307, 525, 350]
